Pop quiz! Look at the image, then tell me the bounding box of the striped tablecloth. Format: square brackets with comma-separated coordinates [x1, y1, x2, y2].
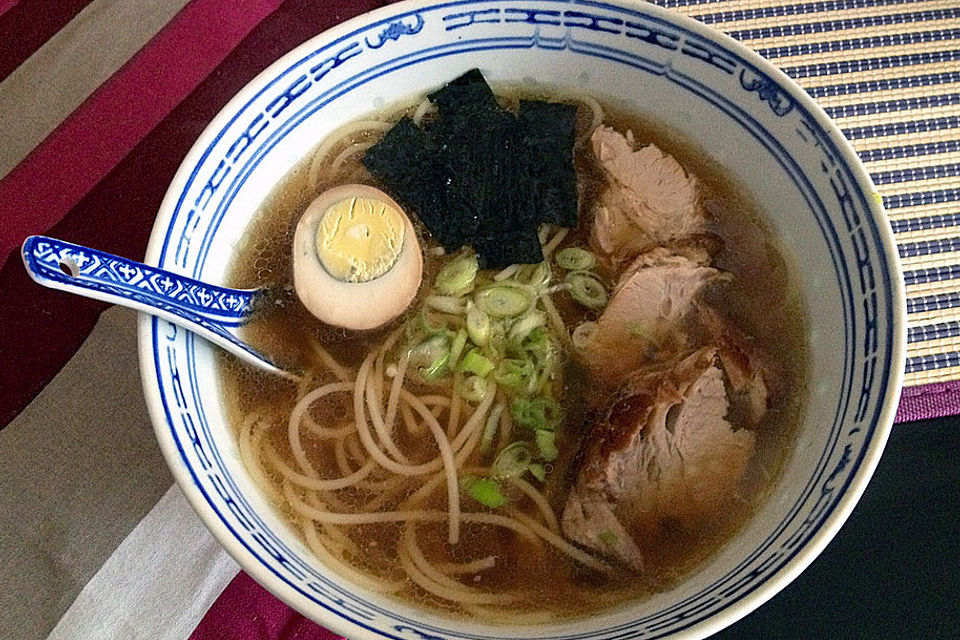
[1, 1, 958, 639]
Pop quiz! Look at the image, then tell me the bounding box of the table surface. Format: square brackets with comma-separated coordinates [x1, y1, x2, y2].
[1, 1, 959, 639]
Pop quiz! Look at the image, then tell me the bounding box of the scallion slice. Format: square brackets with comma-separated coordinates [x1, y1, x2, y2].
[462, 475, 505, 508]
[466, 305, 491, 347]
[528, 463, 547, 482]
[572, 321, 598, 349]
[535, 429, 559, 461]
[407, 335, 450, 381]
[566, 272, 608, 309]
[480, 404, 505, 455]
[517, 262, 551, 288]
[475, 285, 532, 318]
[434, 254, 478, 296]
[418, 312, 448, 337]
[508, 312, 546, 342]
[598, 529, 619, 547]
[449, 328, 468, 368]
[425, 295, 467, 314]
[494, 358, 535, 390]
[555, 247, 596, 271]
[459, 349, 494, 377]
[491, 442, 533, 478]
[511, 395, 563, 432]
[458, 375, 489, 403]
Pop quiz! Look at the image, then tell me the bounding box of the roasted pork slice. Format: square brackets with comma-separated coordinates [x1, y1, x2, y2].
[589, 126, 704, 267]
[561, 348, 756, 573]
[612, 235, 722, 289]
[581, 243, 728, 389]
[700, 306, 772, 427]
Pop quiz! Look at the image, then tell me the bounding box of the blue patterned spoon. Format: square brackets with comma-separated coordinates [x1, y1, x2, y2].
[21, 235, 297, 380]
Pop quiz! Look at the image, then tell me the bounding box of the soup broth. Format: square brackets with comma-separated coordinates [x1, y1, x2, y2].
[218, 87, 808, 621]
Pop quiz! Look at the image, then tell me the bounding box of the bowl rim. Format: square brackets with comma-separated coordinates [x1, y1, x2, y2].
[138, 1, 907, 638]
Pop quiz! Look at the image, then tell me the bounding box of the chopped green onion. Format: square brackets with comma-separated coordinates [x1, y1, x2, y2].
[528, 463, 546, 482]
[462, 475, 505, 508]
[434, 254, 478, 296]
[512, 327, 559, 394]
[572, 321, 598, 349]
[458, 375, 488, 404]
[508, 312, 546, 342]
[598, 529, 619, 547]
[566, 272, 608, 309]
[512, 326, 555, 366]
[475, 285, 532, 318]
[466, 305, 491, 347]
[535, 429, 558, 461]
[417, 312, 448, 337]
[491, 442, 533, 478]
[425, 295, 467, 314]
[485, 324, 508, 360]
[459, 349, 494, 377]
[407, 335, 450, 381]
[494, 358, 535, 390]
[516, 262, 551, 288]
[511, 395, 563, 432]
[555, 247, 596, 271]
[480, 404, 504, 455]
[449, 328, 468, 368]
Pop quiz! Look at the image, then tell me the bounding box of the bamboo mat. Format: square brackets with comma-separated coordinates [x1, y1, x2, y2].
[659, 0, 960, 420]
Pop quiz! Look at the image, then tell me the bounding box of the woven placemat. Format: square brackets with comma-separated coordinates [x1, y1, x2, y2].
[662, 0, 960, 421]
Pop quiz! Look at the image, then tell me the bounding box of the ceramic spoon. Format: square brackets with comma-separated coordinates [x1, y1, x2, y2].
[21, 235, 296, 380]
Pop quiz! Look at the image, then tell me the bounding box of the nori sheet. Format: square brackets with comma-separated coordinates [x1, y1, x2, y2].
[518, 100, 579, 229]
[362, 69, 579, 268]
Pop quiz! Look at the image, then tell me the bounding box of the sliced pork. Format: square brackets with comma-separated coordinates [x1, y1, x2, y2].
[581, 243, 727, 389]
[701, 306, 772, 427]
[589, 126, 704, 267]
[561, 348, 757, 572]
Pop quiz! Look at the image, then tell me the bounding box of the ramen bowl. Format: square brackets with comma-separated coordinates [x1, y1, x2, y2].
[139, 1, 906, 638]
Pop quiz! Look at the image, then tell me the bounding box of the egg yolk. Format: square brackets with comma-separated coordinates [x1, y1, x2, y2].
[315, 195, 405, 282]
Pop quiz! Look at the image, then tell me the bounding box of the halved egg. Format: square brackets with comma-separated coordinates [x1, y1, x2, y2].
[293, 184, 422, 331]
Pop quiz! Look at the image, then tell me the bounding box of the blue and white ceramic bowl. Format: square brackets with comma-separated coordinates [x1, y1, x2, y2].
[139, 1, 907, 638]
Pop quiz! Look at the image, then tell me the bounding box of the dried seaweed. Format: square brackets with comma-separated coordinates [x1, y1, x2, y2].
[362, 69, 579, 268]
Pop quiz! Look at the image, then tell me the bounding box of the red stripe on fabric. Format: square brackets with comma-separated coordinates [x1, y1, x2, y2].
[0, 0, 92, 81]
[189, 572, 344, 640]
[0, 0, 22, 20]
[0, 0, 285, 273]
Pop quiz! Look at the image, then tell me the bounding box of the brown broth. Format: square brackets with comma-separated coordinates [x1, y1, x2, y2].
[217, 89, 808, 621]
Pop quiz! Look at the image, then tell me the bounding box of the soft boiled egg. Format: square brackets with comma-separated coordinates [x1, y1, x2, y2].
[293, 184, 422, 331]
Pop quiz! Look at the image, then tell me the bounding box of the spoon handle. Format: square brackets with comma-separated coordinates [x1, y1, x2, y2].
[22, 235, 259, 322]
[21, 235, 294, 379]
